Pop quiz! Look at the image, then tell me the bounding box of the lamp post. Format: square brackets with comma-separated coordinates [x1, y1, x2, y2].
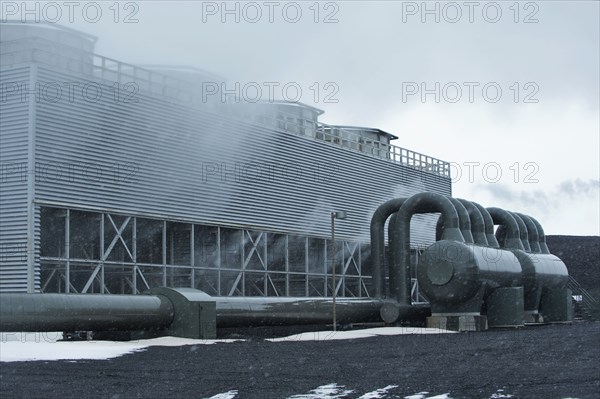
[331, 210, 347, 332]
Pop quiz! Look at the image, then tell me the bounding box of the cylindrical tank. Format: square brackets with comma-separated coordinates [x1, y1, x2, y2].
[417, 240, 522, 305]
[0, 22, 96, 74]
[245, 101, 323, 136]
[511, 250, 569, 311]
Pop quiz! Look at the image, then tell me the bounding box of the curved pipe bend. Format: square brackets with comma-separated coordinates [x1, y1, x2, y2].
[487, 207, 524, 250]
[509, 212, 532, 252]
[515, 212, 542, 253]
[435, 198, 477, 245]
[448, 197, 475, 244]
[391, 192, 464, 304]
[457, 198, 488, 246]
[473, 202, 500, 248]
[527, 215, 550, 254]
[369, 198, 408, 298]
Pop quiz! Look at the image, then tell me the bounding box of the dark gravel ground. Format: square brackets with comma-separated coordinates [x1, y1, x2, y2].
[1, 236, 598, 398]
[547, 236, 600, 297]
[1, 322, 598, 399]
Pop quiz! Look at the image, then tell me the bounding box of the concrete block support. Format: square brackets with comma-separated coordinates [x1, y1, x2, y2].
[487, 287, 525, 328]
[426, 314, 488, 331]
[541, 288, 574, 323]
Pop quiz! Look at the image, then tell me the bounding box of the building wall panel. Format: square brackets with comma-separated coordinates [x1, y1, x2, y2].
[34, 66, 451, 247]
[0, 66, 32, 292]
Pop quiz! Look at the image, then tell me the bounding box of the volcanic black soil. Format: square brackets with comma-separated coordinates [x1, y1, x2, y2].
[1, 322, 598, 399]
[547, 236, 600, 297]
[1, 236, 599, 398]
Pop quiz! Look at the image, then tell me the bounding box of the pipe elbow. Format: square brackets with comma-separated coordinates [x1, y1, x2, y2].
[487, 207, 525, 250]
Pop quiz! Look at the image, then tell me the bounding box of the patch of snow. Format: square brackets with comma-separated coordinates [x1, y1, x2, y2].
[404, 392, 429, 399]
[490, 390, 514, 398]
[2, 327, 454, 362]
[204, 390, 238, 399]
[405, 393, 453, 399]
[0, 332, 241, 362]
[357, 385, 398, 398]
[355, 327, 456, 336]
[268, 327, 456, 342]
[287, 383, 354, 398]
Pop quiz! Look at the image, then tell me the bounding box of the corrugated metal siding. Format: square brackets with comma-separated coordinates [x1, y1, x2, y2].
[33, 66, 451, 245]
[0, 66, 32, 292]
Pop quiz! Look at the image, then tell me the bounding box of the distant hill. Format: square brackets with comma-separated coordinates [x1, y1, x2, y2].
[546, 235, 599, 298]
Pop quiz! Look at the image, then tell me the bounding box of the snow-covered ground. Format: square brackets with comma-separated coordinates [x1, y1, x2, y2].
[0, 331, 240, 362]
[0, 327, 454, 362]
[266, 327, 456, 342]
[0, 329, 583, 399]
[201, 385, 581, 399]
[201, 384, 516, 399]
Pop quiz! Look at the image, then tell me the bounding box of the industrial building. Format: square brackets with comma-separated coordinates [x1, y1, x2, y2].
[0, 22, 451, 298]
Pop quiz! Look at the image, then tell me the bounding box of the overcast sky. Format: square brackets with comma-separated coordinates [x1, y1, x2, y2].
[44, 0, 599, 235]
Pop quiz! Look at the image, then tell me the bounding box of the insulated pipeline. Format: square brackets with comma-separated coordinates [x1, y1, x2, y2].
[391, 192, 464, 304]
[0, 293, 174, 332]
[370, 198, 407, 298]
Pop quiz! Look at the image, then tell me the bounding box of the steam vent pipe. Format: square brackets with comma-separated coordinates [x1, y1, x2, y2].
[515, 212, 542, 253]
[370, 198, 407, 298]
[486, 207, 525, 250]
[473, 202, 500, 248]
[392, 192, 464, 304]
[528, 215, 551, 254]
[510, 212, 532, 252]
[457, 198, 489, 246]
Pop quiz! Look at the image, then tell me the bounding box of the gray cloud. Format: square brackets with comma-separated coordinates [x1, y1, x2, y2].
[557, 179, 600, 199]
[482, 178, 599, 210]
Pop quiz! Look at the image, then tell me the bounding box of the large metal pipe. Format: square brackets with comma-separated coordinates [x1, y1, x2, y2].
[457, 198, 488, 246]
[0, 293, 174, 332]
[370, 198, 407, 298]
[216, 297, 390, 327]
[448, 197, 475, 244]
[495, 224, 508, 247]
[392, 193, 464, 304]
[528, 215, 551, 254]
[510, 212, 532, 252]
[515, 213, 542, 253]
[436, 198, 481, 245]
[388, 213, 399, 300]
[487, 207, 525, 250]
[1, 292, 419, 332]
[473, 202, 500, 248]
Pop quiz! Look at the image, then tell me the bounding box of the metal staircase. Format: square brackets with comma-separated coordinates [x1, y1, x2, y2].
[569, 276, 600, 321]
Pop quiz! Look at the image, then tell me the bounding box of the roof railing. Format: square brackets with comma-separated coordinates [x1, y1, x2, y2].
[0, 37, 451, 178]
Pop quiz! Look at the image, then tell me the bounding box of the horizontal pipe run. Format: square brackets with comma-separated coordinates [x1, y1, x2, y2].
[0, 293, 174, 332]
[1, 293, 426, 332]
[215, 297, 388, 328]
